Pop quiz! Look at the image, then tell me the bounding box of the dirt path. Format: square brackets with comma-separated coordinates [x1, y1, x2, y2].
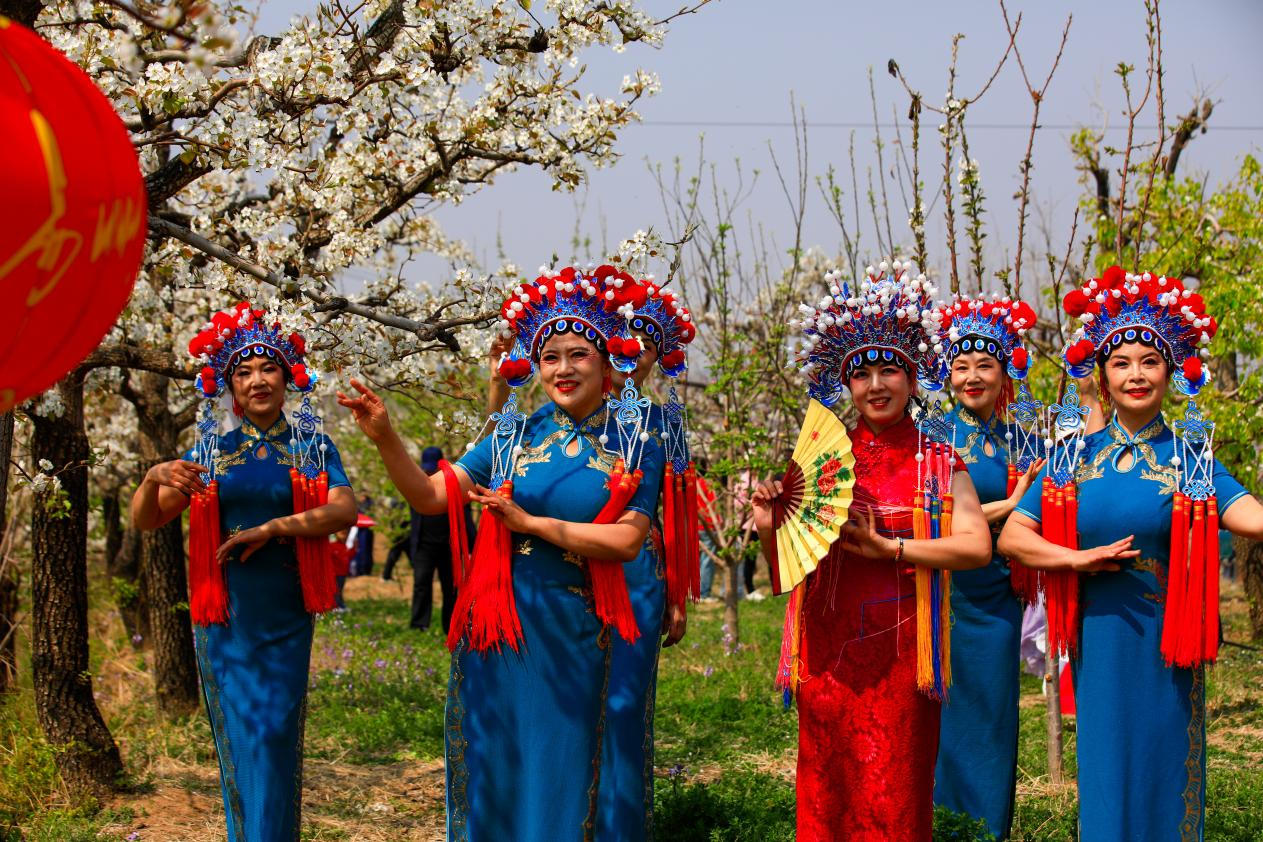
[104, 756, 447, 841]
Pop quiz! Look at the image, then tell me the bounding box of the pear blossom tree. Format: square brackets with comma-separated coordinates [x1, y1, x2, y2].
[1, 0, 710, 794]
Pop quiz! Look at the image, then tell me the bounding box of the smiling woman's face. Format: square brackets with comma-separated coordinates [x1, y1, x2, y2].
[1102, 341, 1169, 416]
[229, 354, 287, 422]
[949, 350, 1004, 417]
[537, 330, 611, 419]
[847, 359, 913, 430]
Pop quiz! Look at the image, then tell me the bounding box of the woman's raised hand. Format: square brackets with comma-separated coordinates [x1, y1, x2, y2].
[146, 459, 209, 496]
[1012, 458, 1046, 501]
[336, 379, 394, 443]
[750, 479, 782, 533]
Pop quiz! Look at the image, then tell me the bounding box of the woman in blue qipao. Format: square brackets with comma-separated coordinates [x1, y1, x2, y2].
[931, 296, 1043, 840]
[483, 266, 698, 841]
[1000, 267, 1263, 841]
[340, 268, 666, 841]
[133, 303, 357, 841]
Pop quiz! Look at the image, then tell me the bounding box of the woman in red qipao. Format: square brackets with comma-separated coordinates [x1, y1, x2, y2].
[753, 261, 992, 841]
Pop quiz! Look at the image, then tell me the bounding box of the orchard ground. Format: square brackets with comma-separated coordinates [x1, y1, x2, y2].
[2, 565, 1261, 841]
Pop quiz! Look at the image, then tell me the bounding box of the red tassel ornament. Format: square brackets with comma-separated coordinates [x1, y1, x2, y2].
[447, 482, 522, 653]
[585, 460, 643, 644]
[439, 460, 472, 589]
[188, 481, 229, 625]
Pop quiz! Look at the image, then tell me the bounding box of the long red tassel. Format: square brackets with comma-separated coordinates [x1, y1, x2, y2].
[1007, 465, 1037, 603]
[439, 460, 472, 589]
[662, 463, 685, 611]
[1161, 493, 1189, 662]
[447, 482, 522, 653]
[685, 463, 701, 601]
[1177, 501, 1208, 667]
[1204, 498, 1220, 663]
[189, 481, 229, 625]
[1042, 480, 1080, 658]
[587, 464, 642, 644]
[295, 472, 338, 615]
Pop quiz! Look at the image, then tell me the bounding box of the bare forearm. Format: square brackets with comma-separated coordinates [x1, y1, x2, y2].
[267, 501, 358, 539]
[996, 520, 1078, 570]
[488, 374, 510, 416]
[130, 478, 184, 531]
[524, 516, 648, 562]
[981, 496, 1018, 525]
[901, 529, 992, 571]
[373, 429, 447, 514]
[1221, 494, 1263, 541]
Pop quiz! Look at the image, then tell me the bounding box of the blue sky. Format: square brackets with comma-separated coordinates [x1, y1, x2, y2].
[256, 0, 1263, 288]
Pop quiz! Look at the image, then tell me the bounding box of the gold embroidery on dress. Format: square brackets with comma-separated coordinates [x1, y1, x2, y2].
[1178, 668, 1206, 841]
[1140, 466, 1178, 497]
[1133, 556, 1167, 603]
[563, 550, 585, 567]
[1076, 419, 1166, 485]
[516, 539, 533, 556]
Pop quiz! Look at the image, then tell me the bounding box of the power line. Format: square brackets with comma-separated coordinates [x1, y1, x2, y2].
[637, 119, 1263, 132]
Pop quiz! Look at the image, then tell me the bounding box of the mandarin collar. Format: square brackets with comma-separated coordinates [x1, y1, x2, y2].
[241, 415, 290, 442]
[851, 411, 916, 446]
[953, 404, 1002, 435]
[1109, 412, 1165, 446]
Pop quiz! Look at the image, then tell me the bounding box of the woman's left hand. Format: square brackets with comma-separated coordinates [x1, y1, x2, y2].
[216, 522, 276, 564]
[469, 485, 536, 534]
[839, 506, 898, 561]
[661, 603, 687, 647]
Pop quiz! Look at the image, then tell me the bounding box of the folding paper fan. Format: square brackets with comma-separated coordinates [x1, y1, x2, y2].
[770, 400, 855, 595]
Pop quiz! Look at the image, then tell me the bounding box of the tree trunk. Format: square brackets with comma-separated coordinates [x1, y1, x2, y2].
[29, 372, 125, 795]
[723, 555, 740, 650]
[129, 372, 198, 717]
[1235, 535, 1263, 642]
[0, 411, 18, 693]
[0, 0, 45, 29]
[102, 490, 149, 648]
[1045, 635, 1063, 785]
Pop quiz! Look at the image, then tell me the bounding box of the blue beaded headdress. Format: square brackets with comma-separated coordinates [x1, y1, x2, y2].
[789, 260, 943, 406]
[187, 302, 316, 399]
[934, 294, 1035, 380]
[493, 267, 640, 388]
[1061, 266, 1215, 396]
[185, 301, 325, 478]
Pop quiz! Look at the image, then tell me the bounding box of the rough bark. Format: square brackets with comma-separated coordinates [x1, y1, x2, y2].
[0, 411, 17, 693]
[102, 489, 149, 648]
[29, 372, 125, 795]
[125, 371, 199, 717]
[1236, 536, 1263, 642]
[0, 0, 44, 28]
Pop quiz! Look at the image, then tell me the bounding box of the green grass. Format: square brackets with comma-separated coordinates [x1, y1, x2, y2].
[2, 578, 1261, 839]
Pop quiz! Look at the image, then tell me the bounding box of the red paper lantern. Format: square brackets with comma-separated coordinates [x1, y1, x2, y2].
[0, 18, 147, 411]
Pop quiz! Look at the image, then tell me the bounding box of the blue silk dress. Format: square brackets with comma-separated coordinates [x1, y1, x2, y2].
[190, 416, 350, 842]
[1015, 414, 1248, 841]
[449, 402, 664, 842]
[598, 403, 666, 842]
[934, 406, 1022, 839]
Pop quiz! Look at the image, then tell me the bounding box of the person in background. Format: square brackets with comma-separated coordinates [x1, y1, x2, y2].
[409, 446, 474, 634]
[381, 499, 415, 582]
[331, 529, 355, 610]
[350, 494, 375, 576]
[696, 471, 720, 601]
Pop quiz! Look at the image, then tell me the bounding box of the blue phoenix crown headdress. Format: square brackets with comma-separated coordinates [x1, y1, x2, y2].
[789, 259, 943, 406]
[494, 266, 639, 388]
[933, 294, 1036, 380]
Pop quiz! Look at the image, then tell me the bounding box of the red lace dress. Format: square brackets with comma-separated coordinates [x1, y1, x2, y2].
[796, 414, 964, 841]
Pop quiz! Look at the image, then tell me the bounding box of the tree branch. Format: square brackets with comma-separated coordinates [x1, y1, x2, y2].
[147, 216, 494, 350]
